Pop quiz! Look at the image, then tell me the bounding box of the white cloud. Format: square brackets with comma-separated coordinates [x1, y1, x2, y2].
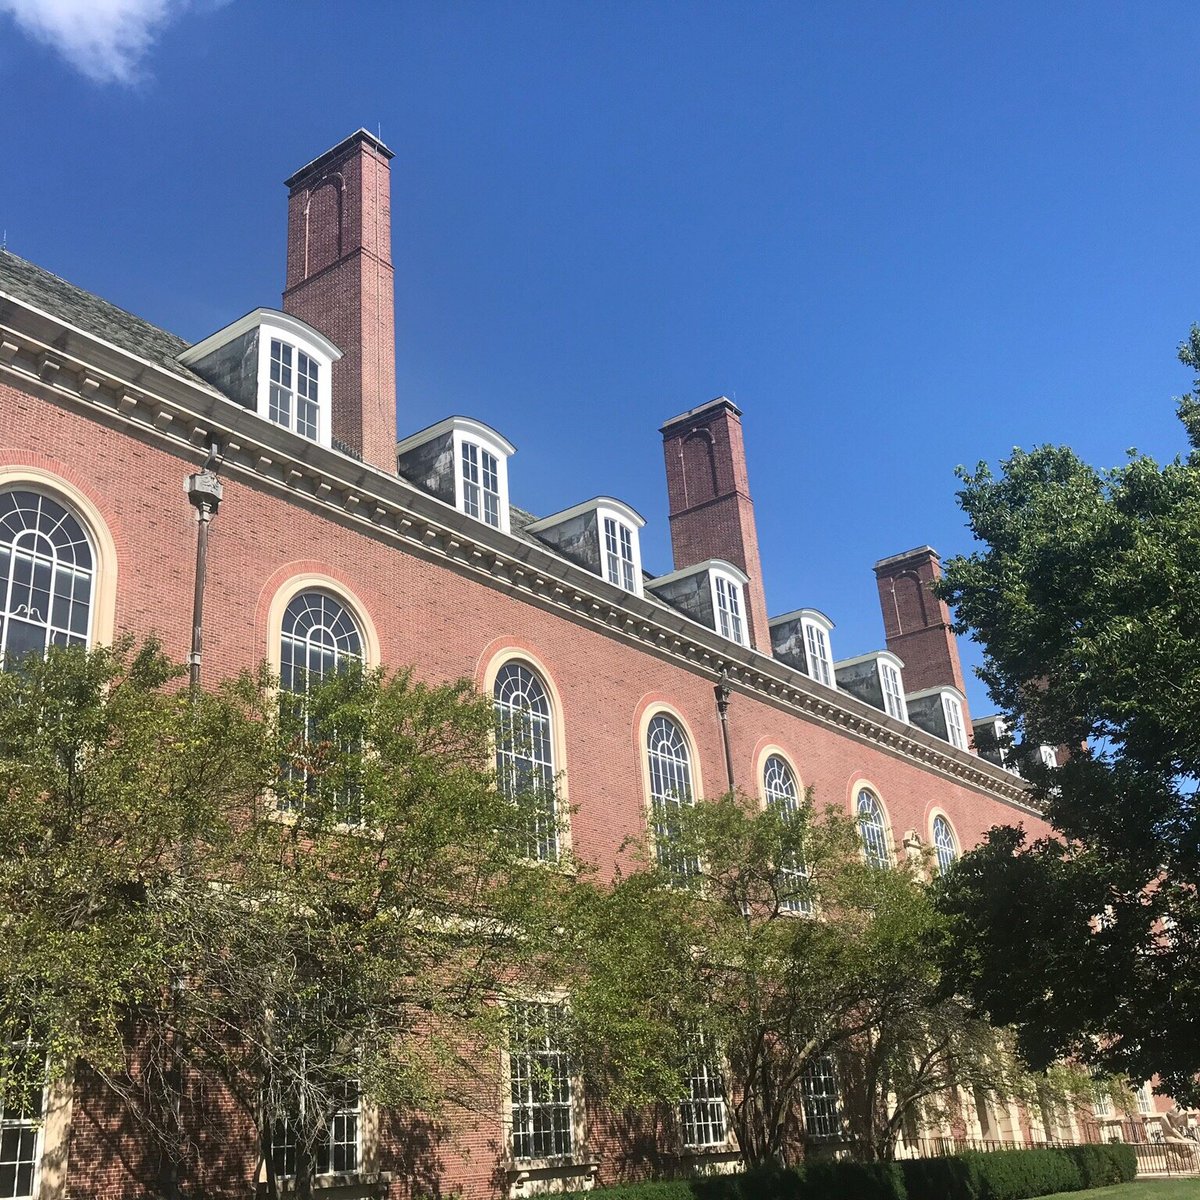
[0, 0, 206, 85]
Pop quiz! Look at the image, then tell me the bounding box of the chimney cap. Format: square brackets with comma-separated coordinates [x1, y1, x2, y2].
[285, 128, 395, 190]
[659, 395, 742, 434]
[873, 545, 940, 574]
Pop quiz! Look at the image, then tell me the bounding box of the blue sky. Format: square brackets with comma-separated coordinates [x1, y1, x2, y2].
[3, 1, 1199, 715]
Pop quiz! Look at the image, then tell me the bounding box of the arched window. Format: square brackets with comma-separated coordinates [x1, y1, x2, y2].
[932, 814, 958, 875]
[764, 754, 811, 914]
[856, 789, 891, 870]
[0, 489, 94, 661]
[278, 591, 364, 816]
[494, 663, 559, 862]
[647, 714, 699, 882]
[279, 590, 363, 693]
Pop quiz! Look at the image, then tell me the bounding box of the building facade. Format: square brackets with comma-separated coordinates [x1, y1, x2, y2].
[0, 131, 1177, 1198]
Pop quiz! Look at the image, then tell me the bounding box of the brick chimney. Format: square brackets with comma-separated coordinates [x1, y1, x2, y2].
[873, 545, 971, 723]
[660, 397, 771, 654]
[283, 129, 397, 472]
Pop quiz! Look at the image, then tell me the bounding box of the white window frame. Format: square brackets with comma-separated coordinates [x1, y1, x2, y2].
[761, 752, 813, 916]
[451, 426, 512, 534]
[503, 998, 584, 1166]
[942, 693, 968, 750]
[602, 514, 639, 594]
[800, 1054, 840, 1140]
[0, 1038, 46, 1200]
[269, 1077, 362, 1179]
[800, 614, 835, 688]
[254, 317, 336, 446]
[180, 309, 339, 449]
[1137, 1083, 1154, 1116]
[711, 570, 747, 647]
[855, 787, 893, 870]
[524, 498, 645, 597]
[930, 813, 959, 876]
[1093, 1088, 1113, 1119]
[879, 659, 907, 722]
[679, 1029, 729, 1151]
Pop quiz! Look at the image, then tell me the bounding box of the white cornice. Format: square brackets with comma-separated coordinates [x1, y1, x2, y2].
[525, 496, 646, 532]
[834, 649, 906, 672]
[647, 559, 750, 589]
[395, 414, 516, 459]
[178, 308, 343, 366]
[0, 295, 1040, 817]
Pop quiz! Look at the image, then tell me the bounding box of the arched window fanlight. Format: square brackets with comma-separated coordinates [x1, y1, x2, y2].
[647, 714, 699, 882]
[280, 590, 363, 693]
[0, 489, 94, 662]
[856, 789, 891, 870]
[932, 813, 959, 875]
[493, 662, 559, 862]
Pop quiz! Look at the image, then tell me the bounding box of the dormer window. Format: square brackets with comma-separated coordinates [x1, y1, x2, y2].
[269, 339, 320, 438]
[525, 498, 645, 596]
[395, 417, 515, 535]
[713, 572, 746, 645]
[769, 609, 837, 688]
[461, 439, 501, 527]
[647, 559, 749, 645]
[179, 309, 341, 449]
[880, 660, 907, 721]
[604, 516, 637, 591]
[800, 613, 835, 687]
[942, 693, 967, 750]
[907, 685, 970, 750]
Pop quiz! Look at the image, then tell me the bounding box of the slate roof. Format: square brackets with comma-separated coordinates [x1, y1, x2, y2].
[0, 250, 207, 386]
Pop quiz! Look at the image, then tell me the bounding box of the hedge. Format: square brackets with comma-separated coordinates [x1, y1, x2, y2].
[561, 1142, 1136, 1200]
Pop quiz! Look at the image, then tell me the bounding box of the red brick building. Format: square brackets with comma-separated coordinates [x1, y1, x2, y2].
[0, 131, 1171, 1197]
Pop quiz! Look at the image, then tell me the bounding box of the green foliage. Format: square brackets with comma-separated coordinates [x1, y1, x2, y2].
[0, 638, 272, 1105]
[564, 1145, 1133, 1200]
[0, 641, 568, 1197]
[934, 341, 1200, 1103]
[564, 790, 1009, 1165]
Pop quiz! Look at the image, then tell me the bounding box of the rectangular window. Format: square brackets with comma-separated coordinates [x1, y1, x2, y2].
[296, 350, 320, 440]
[1137, 1084, 1153, 1115]
[942, 695, 967, 750]
[461, 442, 502, 528]
[269, 339, 293, 428]
[800, 1055, 839, 1139]
[1093, 1089, 1113, 1118]
[880, 662, 907, 721]
[680, 1032, 726, 1150]
[509, 1003, 574, 1162]
[270, 1080, 360, 1177]
[0, 1044, 44, 1200]
[714, 576, 745, 645]
[804, 623, 833, 687]
[603, 518, 636, 592]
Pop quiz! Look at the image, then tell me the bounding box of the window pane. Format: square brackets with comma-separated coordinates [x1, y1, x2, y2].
[764, 755, 812, 914]
[0, 493, 95, 665]
[857, 790, 890, 869]
[647, 715, 699, 882]
[680, 1030, 726, 1149]
[932, 815, 958, 875]
[801, 1055, 839, 1138]
[494, 663, 558, 862]
[510, 1003, 574, 1161]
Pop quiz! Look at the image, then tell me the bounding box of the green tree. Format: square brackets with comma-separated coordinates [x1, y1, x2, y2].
[0, 639, 273, 1192]
[0, 643, 569, 1199]
[565, 791, 1010, 1165]
[933, 331, 1200, 1106]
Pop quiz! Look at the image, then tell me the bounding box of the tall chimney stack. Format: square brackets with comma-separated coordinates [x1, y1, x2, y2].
[873, 545, 971, 723]
[283, 130, 397, 472]
[660, 397, 771, 654]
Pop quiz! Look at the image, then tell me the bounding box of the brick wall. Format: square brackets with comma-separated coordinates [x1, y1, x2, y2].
[1, 381, 1050, 1197]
